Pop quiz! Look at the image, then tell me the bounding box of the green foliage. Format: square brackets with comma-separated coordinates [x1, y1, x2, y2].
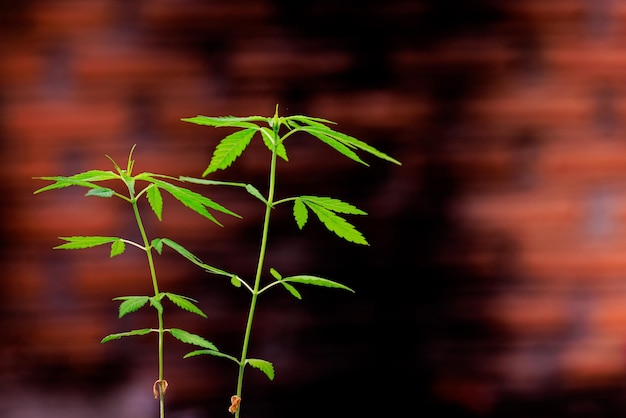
[35, 106, 400, 418]
[246, 358, 275, 380]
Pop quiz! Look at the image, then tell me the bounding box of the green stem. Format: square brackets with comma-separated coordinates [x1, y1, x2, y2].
[131, 196, 165, 418]
[234, 129, 280, 418]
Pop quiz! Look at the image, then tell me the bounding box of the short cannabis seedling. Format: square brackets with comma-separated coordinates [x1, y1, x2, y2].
[34, 146, 240, 418]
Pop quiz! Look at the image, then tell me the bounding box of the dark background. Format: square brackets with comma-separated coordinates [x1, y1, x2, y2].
[2, 1, 626, 417]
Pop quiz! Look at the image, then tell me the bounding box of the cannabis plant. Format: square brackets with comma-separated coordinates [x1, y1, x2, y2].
[179, 106, 401, 416]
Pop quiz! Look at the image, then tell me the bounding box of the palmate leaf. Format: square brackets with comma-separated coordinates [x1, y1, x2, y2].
[101, 328, 153, 343]
[164, 293, 207, 318]
[300, 196, 367, 215]
[246, 358, 275, 380]
[113, 296, 150, 318]
[169, 328, 217, 350]
[145, 177, 240, 225]
[203, 128, 257, 175]
[293, 197, 368, 244]
[298, 124, 401, 166]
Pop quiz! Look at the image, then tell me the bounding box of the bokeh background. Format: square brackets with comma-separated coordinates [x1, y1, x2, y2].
[4, 0, 626, 417]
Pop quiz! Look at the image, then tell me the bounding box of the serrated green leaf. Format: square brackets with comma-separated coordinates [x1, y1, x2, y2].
[110, 240, 126, 257]
[181, 115, 266, 128]
[85, 187, 115, 198]
[54, 236, 120, 250]
[101, 328, 153, 343]
[300, 126, 368, 166]
[293, 198, 308, 229]
[151, 238, 164, 254]
[327, 129, 402, 165]
[169, 328, 217, 350]
[149, 178, 240, 224]
[300, 196, 366, 215]
[282, 275, 354, 292]
[246, 358, 275, 380]
[33, 170, 120, 194]
[113, 296, 150, 318]
[164, 293, 207, 318]
[203, 128, 257, 175]
[184, 349, 239, 363]
[146, 185, 163, 221]
[306, 203, 368, 245]
[150, 297, 163, 315]
[260, 127, 288, 161]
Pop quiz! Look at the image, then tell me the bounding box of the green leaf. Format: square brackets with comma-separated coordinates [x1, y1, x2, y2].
[184, 349, 239, 364]
[54, 236, 120, 250]
[330, 130, 402, 166]
[113, 296, 150, 318]
[230, 276, 242, 287]
[85, 187, 115, 198]
[305, 203, 368, 245]
[281, 281, 302, 299]
[149, 178, 240, 225]
[164, 293, 207, 318]
[269, 268, 301, 298]
[151, 238, 164, 254]
[282, 275, 354, 293]
[179, 176, 267, 204]
[101, 328, 153, 343]
[300, 126, 368, 166]
[33, 170, 120, 194]
[293, 198, 308, 229]
[150, 296, 164, 315]
[269, 268, 282, 280]
[300, 196, 366, 215]
[286, 115, 336, 128]
[246, 358, 275, 380]
[158, 238, 234, 277]
[245, 184, 267, 204]
[110, 240, 126, 257]
[146, 185, 163, 221]
[203, 128, 257, 175]
[181, 115, 266, 128]
[169, 328, 217, 350]
[259, 127, 288, 161]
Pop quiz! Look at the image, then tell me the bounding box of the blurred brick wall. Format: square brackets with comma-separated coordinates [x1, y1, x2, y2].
[4, 0, 626, 417]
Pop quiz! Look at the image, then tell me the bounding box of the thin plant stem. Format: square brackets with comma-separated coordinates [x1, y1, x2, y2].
[234, 126, 280, 418]
[131, 193, 166, 418]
